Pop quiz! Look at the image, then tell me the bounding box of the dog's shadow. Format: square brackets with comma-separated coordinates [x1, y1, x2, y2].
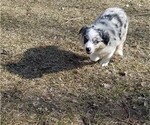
[4, 46, 93, 79]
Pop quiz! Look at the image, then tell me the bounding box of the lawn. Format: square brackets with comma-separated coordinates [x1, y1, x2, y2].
[1, 0, 150, 125]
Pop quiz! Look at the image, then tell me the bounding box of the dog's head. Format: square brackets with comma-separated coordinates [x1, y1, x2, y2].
[79, 26, 110, 54]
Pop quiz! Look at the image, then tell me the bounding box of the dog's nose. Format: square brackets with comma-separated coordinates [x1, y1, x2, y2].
[86, 47, 91, 53]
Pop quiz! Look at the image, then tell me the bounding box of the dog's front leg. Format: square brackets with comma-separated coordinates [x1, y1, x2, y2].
[100, 47, 116, 66]
[90, 53, 100, 62]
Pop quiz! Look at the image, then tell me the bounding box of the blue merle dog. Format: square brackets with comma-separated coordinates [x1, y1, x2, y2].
[79, 7, 128, 66]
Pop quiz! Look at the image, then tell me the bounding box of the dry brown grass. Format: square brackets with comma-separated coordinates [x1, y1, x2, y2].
[1, 0, 150, 125]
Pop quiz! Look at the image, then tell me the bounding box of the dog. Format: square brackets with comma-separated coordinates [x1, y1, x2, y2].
[79, 7, 128, 66]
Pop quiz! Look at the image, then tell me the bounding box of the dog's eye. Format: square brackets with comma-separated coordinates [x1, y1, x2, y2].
[84, 37, 88, 44]
[94, 40, 99, 44]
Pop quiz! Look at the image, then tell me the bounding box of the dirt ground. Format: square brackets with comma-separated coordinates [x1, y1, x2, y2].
[1, 0, 150, 125]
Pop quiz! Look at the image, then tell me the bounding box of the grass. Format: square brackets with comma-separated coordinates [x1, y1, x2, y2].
[1, 0, 150, 124]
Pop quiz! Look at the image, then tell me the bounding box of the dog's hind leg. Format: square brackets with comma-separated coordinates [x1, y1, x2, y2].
[115, 32, 127, 56]
[115, 22, 128, 56]
[115, 42, 124, 56]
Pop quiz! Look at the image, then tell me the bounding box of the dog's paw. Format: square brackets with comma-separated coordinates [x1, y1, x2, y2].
[115, 49, 123, 56]
[90, 54, 100, 62]
[101, 62, 109, 67]
[99, 60, 109, 67]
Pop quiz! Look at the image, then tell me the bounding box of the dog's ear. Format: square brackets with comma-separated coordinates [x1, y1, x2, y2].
[97, 29, 110, 45]
[101, 31, 110, 45]
[78, 26, 88, 35]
